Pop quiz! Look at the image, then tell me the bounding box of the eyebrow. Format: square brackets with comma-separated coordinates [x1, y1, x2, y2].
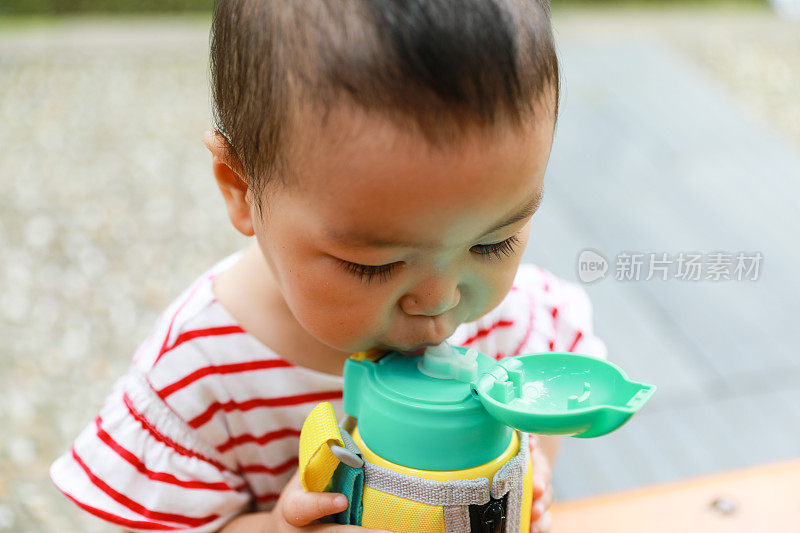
[327, 188, 544, 248]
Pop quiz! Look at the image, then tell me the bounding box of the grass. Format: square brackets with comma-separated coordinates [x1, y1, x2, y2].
[0, 0, 771, 33]
[0, 0, 211, 15]
[0, 11, 211, 32]
[553, 0, 766, 7]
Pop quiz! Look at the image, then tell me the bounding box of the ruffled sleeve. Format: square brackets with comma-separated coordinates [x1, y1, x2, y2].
[544, 271, 607, 360]
[516, 263, 607, 360]
[451, 263, 607, 360]
[50, 368, 251, 532]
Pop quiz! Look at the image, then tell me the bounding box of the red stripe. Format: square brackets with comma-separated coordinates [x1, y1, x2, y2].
[547, 304, 559, 352]
[158, 359, 293, 400]
[241, 456, 298, 475]
[122, 392, 229, 473]
[161, 325, 246, 361]
[568, 331, 583, 352]
[256, 492, 280, 503]
[94, 416, 235, 491]
[57, 488, 180, 530]
[189, 390, 343, 429]
[217, 427, 301, 454]
[512, 290, 536, 356]
[462, 319, 515, 346]
[152, 278, 211, 366]
[71, 448, 220, 527]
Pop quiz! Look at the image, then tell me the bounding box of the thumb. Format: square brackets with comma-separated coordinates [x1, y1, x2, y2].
[279, 469, 349, 527]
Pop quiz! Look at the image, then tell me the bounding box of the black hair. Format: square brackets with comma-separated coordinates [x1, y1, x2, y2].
[210, 0, 559, 209]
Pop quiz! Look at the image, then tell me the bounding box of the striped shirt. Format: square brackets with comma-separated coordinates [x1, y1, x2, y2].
[50, 251, 607, 532]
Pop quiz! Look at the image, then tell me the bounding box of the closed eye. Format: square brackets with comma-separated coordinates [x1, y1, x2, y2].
[338, 233, 523, 284]
[471, 234, 522, 260]
[338, 261, 397, 284]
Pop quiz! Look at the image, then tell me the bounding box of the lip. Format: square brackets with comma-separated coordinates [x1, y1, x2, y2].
[396, 341, 444, 357]
[398, 347, 429, 357]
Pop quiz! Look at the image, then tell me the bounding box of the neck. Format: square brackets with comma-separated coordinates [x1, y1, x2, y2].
[212, 241, 351, 376]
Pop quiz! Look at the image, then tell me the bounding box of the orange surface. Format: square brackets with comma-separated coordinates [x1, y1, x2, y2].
[551, 458, 800, 532]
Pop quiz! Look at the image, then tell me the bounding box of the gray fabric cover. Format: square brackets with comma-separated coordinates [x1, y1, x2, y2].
[341, 425, 530, 533]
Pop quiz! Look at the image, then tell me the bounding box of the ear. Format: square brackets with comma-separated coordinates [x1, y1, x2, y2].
[203, 130, 255, 237]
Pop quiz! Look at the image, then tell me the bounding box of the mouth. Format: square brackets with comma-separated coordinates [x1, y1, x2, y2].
[398, 347, 428, 357]
[395, 341, 444, 357]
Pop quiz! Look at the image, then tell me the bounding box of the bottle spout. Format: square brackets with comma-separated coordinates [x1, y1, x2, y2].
[418, 341, 479, 382]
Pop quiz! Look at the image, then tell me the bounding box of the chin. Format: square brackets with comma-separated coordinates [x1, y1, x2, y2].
[398, 348, 428, 357]
[383, 339, 447, 355]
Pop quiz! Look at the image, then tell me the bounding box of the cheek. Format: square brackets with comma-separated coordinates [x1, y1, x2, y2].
[253, 208, 393, 350]
[279, 255, 395, 349]
[468, 228, 531, 320]
[474, 265, 519, 319]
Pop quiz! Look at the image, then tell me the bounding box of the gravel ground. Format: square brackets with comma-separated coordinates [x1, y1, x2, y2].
[0, 17, 246, 533]
[673, 16, 800, 148]
[0, 10, 797, 533]
[553, 7, 800, 148]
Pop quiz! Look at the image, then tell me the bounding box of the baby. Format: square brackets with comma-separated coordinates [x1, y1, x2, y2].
[51, 1, 607, 532]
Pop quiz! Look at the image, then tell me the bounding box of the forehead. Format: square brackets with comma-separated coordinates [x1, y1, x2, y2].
[285, 107, 554, 248]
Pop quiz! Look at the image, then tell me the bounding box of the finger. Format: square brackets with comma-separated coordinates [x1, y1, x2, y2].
[281, 491, 350, 527]
[531, 499, 544, 522]
[531, 510, 552, 533]
[531, 486, 553, 521]
[531, 476, 546, 499]
[540, 485, 553, 510]
[531, 468, 550, 499]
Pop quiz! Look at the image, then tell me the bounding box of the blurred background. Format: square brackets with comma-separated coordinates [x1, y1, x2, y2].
[1, 0, 798, 531]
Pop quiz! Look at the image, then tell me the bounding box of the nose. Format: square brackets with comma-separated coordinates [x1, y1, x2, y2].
[400, 276, 461, 317]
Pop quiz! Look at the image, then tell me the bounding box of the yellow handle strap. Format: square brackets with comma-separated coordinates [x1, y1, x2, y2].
[298, 351, 388, 492]
[349, 348, 389, 363]
[299, 402, 345, 492]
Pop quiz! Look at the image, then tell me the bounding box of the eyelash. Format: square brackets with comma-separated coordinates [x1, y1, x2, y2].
[338, 234, 522, 284]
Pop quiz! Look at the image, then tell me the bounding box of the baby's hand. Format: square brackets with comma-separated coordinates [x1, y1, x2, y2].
[270, 468, 392, 533]
[530, 437, 554, 533]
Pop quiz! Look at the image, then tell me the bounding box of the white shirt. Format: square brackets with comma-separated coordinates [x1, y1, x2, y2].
[50, 251, 607, 532]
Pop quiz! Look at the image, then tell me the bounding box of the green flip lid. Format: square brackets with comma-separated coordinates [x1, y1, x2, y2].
[343, 343, 655, 471]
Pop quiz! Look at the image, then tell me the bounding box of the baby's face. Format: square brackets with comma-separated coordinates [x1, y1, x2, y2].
[253, 104, 554, 355]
